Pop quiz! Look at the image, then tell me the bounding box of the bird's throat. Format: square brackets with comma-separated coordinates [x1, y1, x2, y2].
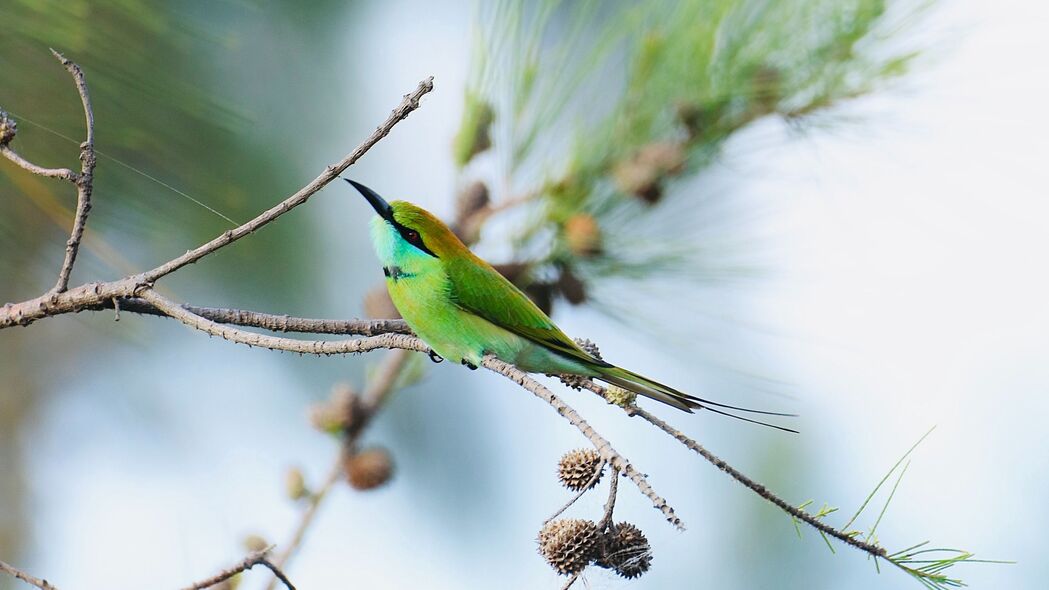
[382, 265, 414, 282]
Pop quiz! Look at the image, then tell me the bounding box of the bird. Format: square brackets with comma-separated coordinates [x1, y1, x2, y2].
[346, 179, 795, 432]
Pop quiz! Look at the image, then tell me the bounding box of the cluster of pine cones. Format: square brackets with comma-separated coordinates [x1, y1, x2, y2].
[537, 449, 653, 579]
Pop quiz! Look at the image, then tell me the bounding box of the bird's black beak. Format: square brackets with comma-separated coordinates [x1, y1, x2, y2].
[344, 178, 394, 222]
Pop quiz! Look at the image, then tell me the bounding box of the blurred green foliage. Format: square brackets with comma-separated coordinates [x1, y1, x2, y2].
[455, 0, 918, 311]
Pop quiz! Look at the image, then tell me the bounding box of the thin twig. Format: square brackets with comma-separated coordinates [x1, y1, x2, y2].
[264, 349, 414, 590]
[179, 548, 295, 590]
[597, 468, 619, 531]
[49, 49, 96, 294]
[0, 560, 59, 590]
[264, 459, 343, 590]
[630, 405, 887, 558]
[0, 146, 77, 180]
[481, 355, 685, 530]
[544, 459, 607, 525]
[561, 572, 582, 590]
[138, 76, 434, 284]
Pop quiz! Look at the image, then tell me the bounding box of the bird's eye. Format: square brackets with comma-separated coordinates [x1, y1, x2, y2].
[406, 230, 419, 241]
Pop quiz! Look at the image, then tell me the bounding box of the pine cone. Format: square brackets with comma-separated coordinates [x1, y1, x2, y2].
[343, 447, 394, 491]
[573, 338, 603, 361]
[557, 449, 603, 491]
[0, 110, 16, 146]
[596, 522, 652, 579]
[537, 519, 602, 575]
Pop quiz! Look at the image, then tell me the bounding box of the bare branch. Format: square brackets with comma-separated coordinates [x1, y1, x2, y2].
[597, 468, 620, 531]
[180, 548, 296, 590]
[103, 298, 411, 335]
[481, 355, 685, 530]
[263, 461, 342, 590]
[137, 289, 428, 357]
[138, 76, 434, 285]
[631, 405, 888, 557]
[0, 560, 59, 590]
[264, 349, 413, 590]
[49, 49, 96, 294]
[0, 145, 78, 180]
[1, 75, 433, 330]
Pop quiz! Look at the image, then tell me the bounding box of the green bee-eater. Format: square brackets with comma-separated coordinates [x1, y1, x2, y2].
[347, 179, 793, 431]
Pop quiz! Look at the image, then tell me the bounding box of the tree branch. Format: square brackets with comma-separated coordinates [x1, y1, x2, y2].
[179, 548, 295, 590]
[49, 49, 96, 294]
[137, 76, 434, 285]
[573, 376, 889, 560]
[0, 72, 433, 329]
[263, 349, 413, 590]
[136, 289, 427, 357]
[631, 405, 887, 557]
[0, 145, 77, 180]
[481, 355, 685, 530]
[0, 560, 59, 590]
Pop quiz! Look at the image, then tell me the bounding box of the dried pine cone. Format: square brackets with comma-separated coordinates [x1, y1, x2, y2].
[596, 522, 652, 579]
[343, 447, 394, 491]
[604, 385, 637, 408]
[555, 338, 600, 389]
[0, 110, 16, 145]
[573, 338, 603, 361]
[557, 449, 603, 491]
[537, 519, 602, 575]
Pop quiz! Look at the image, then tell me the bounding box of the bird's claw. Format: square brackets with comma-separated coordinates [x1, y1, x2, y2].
[428, 350, 444, 364]
[461, 359, 478, 371]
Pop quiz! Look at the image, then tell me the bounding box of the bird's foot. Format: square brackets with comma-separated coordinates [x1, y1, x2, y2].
[461, 359, 478, 371]
[428, 350, 444, 364]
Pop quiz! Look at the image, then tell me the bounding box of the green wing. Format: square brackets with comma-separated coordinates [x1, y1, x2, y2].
[445, 254, 600, 364]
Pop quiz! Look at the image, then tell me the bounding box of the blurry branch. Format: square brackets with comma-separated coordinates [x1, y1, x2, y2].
[0, 548, 296, 590]
[0, 559, 58, 590]
[181, 548, 295, 590]
[262, 349, 412, 590]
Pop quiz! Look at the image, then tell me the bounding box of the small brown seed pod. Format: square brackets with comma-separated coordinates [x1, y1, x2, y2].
[308, 383, 361, 435]
[557, 448, 604, 491]
[573, 338, 603, 361]
[595, 522, 652, 579]
[564, 214, 602, 257]
[343, 447, 394, 491]
[537, 518, 602, 576]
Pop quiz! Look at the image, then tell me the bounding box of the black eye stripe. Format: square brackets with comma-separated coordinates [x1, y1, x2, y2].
[391, 220, 438, 258]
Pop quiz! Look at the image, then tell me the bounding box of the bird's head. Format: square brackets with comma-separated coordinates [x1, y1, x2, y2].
[345, 179, 464, 266]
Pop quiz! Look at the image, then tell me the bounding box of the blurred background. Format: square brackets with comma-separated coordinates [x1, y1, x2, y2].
[1, 0, 1046, 588]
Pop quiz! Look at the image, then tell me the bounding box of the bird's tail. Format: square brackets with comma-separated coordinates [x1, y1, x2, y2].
[595, 365, 798, 433]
